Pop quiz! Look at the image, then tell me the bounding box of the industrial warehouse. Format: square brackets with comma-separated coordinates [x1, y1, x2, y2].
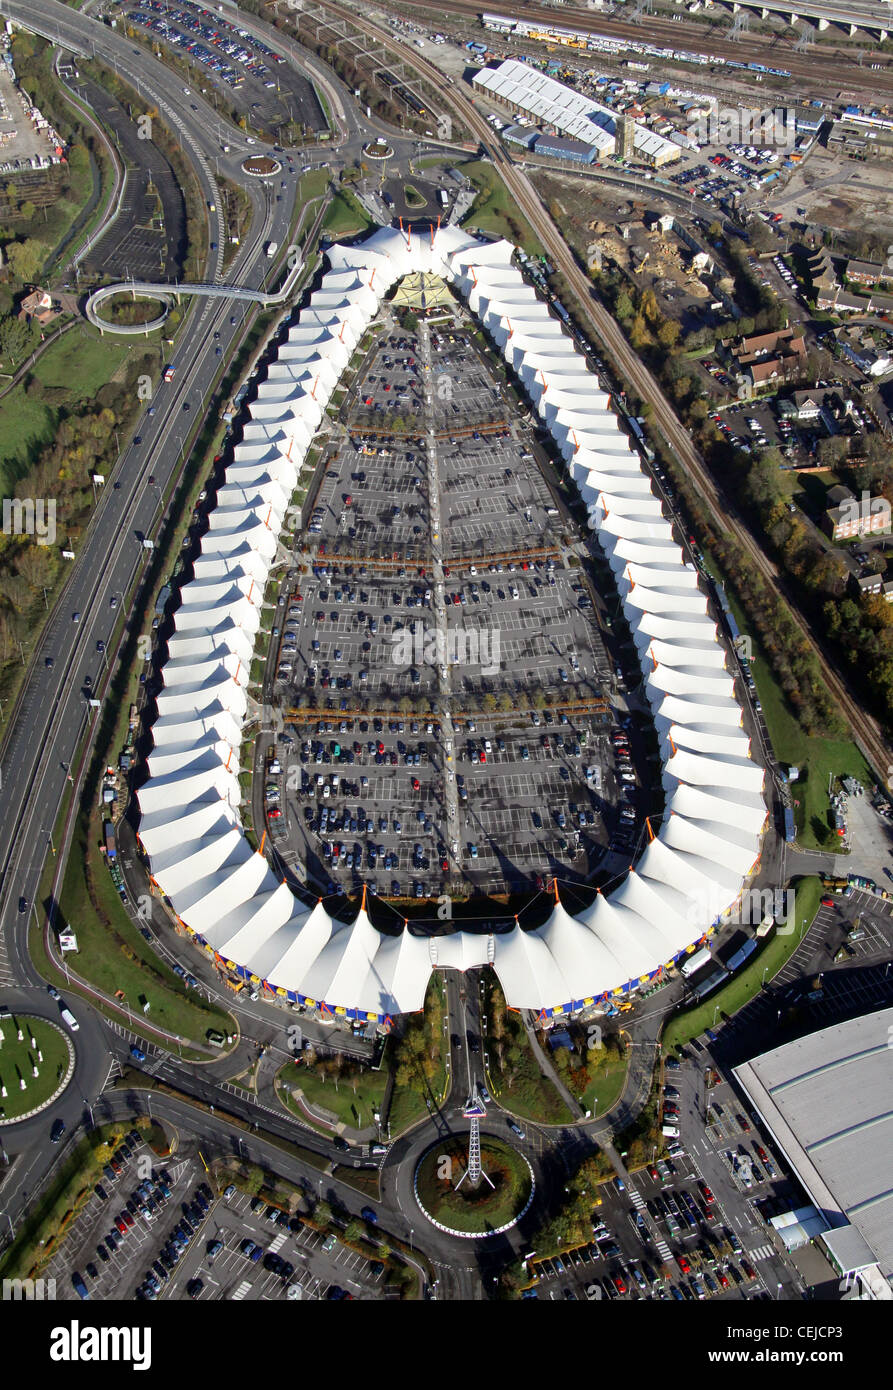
[734, 1007, 893, 1298]
[472, 58, 683, 168]
[135, 224, 765, 1023]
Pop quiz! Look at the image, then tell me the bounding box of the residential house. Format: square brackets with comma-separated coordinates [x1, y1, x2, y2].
[823, 484, 892, 541]
[844, 258, 887, 287]
[17, 287, 58, 327]
[723, 326, 807, 392]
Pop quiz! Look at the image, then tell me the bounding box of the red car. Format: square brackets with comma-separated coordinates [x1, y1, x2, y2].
[411, 778, 420, 791]
[676, 1254, 691, 1275]
[268, 808, 282, 820]
[441, 858, 449, 872]
[755, 1144, 769, 1164]
[377, 741, 385, 755]
[699, 1180, 714, 1204]
[647, 1164, 660, 1181]
[820, 896, 834, 907]
[613, 1274, 627, 1295]
[718, 1271, 729, 1289]
[479, 751, 486, 764]
[115, 1217, 128, 1235]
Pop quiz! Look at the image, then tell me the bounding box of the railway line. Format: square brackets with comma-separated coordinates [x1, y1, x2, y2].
[384, 0, 893, 100]
[323, 0, 893, 787]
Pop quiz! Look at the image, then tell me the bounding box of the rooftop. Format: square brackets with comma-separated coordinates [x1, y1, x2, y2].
[734, 1007, 893, 1280]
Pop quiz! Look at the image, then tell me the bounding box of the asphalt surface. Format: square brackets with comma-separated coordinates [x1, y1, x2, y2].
[0, 0, 878, 1306]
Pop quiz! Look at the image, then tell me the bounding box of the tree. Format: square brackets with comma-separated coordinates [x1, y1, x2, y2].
[615, 290, 634, 323]
[18, 200, 36, 222]
[315, 1200, 333, 1225]
[6, 239, 43, 284]
[817, 436, 848, 469]
[0, 313, 31, 366]
[657, 319, 680, 350]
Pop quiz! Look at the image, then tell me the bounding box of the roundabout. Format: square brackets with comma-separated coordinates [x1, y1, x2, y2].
[0, 1012, 75, 1124]
[414, 1134, 534, 1239]
[241, 154, 281, 177]
[363, 138, 393, 160]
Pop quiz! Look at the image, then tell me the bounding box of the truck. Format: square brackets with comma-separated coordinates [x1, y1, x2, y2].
[60, 1007, 80, 1033]
[104, 820, 116, 860]
[265, 240, 278, 258]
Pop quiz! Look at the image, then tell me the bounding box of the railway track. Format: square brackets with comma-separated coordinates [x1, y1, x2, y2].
[387, 0, 893, 100]
[321, 0, 893, 787]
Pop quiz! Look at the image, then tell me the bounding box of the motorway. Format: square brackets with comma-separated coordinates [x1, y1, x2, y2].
[0, 0, 307, 998]
[0, 0, 868, 1302]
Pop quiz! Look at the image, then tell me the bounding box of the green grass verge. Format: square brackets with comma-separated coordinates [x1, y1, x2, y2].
[661, 875, 823, 1053]
[323, 188, 373, 239]
[55, 816, 232, 1046]
[0, 1120, 148, 1280]
[702, 551, 872, 850]
[0, 324, 135, 486]
[569, 1044, 630, 1118]
[484, 982, 574, 1125]
[277, 1058, 388, 1130]
[460, 160, 545, 257]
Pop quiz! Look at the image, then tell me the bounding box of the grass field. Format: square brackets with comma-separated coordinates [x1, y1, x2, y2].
[323, 188, 373, 239]
[702, 552, 873, 849]
[278, 1058, 389, 1131]
[484, 983, 574, 1125]
[55, 815, 232, 1047]
[661, 876, 823, 1052]
[0, 326, 134, 487]
[0, 1015, 71, 1120]
[460, 161, 545, 258]
[571, 1045, 630, 1118]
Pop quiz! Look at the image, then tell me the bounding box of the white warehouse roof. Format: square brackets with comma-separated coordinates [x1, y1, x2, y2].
[472, 59, 682, 166]
[137, 223, 765, 1021]
[734, 1008, 893, 1282]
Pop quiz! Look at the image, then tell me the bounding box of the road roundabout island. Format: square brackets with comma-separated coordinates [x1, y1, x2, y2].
[414, 1133, 535, 1239]
[0, 1011, 74, 1125]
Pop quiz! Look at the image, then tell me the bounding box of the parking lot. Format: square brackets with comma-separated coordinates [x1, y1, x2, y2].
[46, 1130, 392, 1302]
[526, 1138, 765, 1303]
[164, 1188, 387, 1302]
[261, 309, 643, 898]
[45, 1133, 209, 1302]
[117, 0, 327, 137]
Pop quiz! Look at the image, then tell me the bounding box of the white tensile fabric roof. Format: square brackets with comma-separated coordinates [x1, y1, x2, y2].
[137, 224, 765, 1018]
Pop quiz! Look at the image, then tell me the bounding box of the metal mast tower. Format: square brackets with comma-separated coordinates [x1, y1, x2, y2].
[455, 1084, 494, 1191]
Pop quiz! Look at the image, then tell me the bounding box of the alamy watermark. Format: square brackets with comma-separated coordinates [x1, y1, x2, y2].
[2, 497, 56, 546]
[387, 625, 501, 676]
[2, 1277, 56, 1300]
[684, 885, 797, 934]
[837, 490, 891, 535]
[688, 105, 796, 149]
